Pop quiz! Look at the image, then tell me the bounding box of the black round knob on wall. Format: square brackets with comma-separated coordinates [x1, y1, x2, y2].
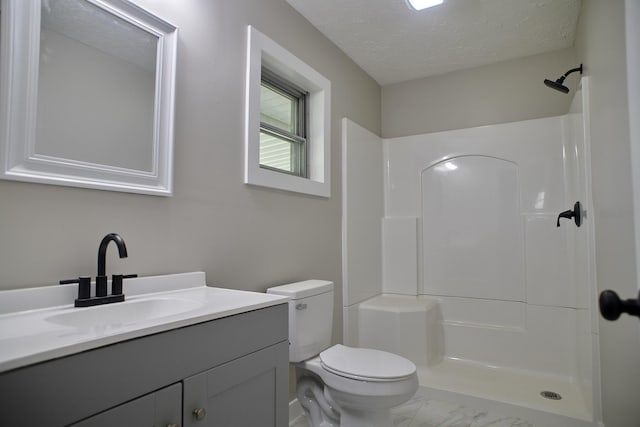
[599, 290, 640, 321]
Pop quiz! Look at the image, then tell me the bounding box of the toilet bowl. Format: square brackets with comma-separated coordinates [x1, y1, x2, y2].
[267, 281, 418, 427]
[298, 345, 418, 427]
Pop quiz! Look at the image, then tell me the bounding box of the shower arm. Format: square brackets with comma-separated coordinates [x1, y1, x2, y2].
[560, 66, 583, 81]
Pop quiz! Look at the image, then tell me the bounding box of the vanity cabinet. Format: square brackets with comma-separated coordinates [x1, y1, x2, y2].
[0, 304, 288, 427]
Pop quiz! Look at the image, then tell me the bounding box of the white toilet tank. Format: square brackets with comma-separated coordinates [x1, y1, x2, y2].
[267, 280, 334, 363]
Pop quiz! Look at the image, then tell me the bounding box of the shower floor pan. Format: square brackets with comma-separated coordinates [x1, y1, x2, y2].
[356, 295, 595, 427]
[417, 359, 594, 427]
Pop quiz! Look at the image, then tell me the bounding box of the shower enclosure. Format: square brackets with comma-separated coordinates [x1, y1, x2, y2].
[341, 78, 600, 427]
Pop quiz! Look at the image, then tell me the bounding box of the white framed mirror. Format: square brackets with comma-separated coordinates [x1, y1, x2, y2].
[0, 0, 177, 196]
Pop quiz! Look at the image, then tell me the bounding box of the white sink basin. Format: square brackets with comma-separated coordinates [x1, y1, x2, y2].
[0, 272, 288, 372]
[45, 297, 204, 328]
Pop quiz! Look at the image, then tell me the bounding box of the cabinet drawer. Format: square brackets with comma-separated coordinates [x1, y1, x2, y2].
[70, 383, 182, 427]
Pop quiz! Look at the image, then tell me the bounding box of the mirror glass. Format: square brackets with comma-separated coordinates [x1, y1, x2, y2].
[0, 0, 177, 195]
[37, 0, 157, 172]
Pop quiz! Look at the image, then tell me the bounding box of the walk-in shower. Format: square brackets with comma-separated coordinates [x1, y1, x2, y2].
[341, 78, 599, 427]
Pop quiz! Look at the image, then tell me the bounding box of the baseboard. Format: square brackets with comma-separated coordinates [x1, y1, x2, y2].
[289, 398, 305, 426]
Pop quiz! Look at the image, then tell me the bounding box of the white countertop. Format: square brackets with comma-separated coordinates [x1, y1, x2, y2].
[0, 272, 288, 373]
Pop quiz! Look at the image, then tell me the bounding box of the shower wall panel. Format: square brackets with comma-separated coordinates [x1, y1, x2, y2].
[341, 119, 384, 307]
[567, 83, 599, 416]
[382, 217, 418, 295]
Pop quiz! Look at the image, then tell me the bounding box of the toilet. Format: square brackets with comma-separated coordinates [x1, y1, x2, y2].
[267, 280, 418, 427]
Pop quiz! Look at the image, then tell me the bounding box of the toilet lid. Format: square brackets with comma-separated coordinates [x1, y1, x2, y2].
[319, 345, 416, 381]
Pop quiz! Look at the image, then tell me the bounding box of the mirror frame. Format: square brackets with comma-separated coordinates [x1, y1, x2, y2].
[0, 0, 177, 196]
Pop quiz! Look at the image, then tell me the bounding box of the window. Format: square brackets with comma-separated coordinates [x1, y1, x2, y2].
[260, 68, 308, 177]
[245, 26, 331, 198]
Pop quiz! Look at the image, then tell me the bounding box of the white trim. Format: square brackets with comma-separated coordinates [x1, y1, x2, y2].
[245, 26, 331, 197]
[0, 0, 177, 196]
[626, 0, 640, 292]
[341, 118, 350, 339]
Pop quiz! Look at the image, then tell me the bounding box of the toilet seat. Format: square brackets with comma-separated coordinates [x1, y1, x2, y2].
[319, 344, 416, 382]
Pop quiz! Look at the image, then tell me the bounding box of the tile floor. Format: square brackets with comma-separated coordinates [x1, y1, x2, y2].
[291, 387, 533, 427]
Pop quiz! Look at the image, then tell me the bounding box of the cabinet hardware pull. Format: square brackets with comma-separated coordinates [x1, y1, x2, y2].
[193, 407, 207, 421]
[166, 424, 180, 427]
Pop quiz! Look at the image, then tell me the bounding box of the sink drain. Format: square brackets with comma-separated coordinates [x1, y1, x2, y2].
[540, 390, 562, 400]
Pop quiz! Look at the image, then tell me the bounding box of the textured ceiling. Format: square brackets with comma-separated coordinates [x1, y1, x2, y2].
[286, 0, 581, 85]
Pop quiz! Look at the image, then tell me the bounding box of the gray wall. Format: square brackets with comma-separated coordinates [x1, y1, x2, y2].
[0, 0, 381, 349]
[574, 1, 640, 426]
[382, 48, 578, 138]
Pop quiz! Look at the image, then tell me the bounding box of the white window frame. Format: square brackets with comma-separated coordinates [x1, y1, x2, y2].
[245, 25, 331, 198]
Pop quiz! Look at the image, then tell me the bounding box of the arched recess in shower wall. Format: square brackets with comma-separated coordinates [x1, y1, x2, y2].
[421, 155, 523, 301]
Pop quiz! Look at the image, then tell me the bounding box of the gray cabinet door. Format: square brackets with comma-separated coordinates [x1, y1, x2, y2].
[183, 341, 288, 427]
[70, 383, 182, 427]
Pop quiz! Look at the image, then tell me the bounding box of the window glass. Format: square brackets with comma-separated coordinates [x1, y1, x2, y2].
[259, 131, 303, 174]
[260, 85, 295, 133]
[259, 71, 307, 177]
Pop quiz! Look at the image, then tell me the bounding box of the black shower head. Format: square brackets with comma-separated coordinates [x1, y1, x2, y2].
[544, 77, 570, 93]
[544, 64, 583, 94]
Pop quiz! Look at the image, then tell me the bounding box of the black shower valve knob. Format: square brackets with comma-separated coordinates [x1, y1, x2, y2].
[557, 201, 582, 227]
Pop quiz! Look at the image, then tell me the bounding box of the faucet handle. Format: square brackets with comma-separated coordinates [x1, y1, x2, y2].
[111, 274, 137, 296]
[60, 276, 91, 300]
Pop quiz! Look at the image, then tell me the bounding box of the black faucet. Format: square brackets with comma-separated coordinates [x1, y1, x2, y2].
[60, 233, 137, 307]
[96, 233, 129, 297]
